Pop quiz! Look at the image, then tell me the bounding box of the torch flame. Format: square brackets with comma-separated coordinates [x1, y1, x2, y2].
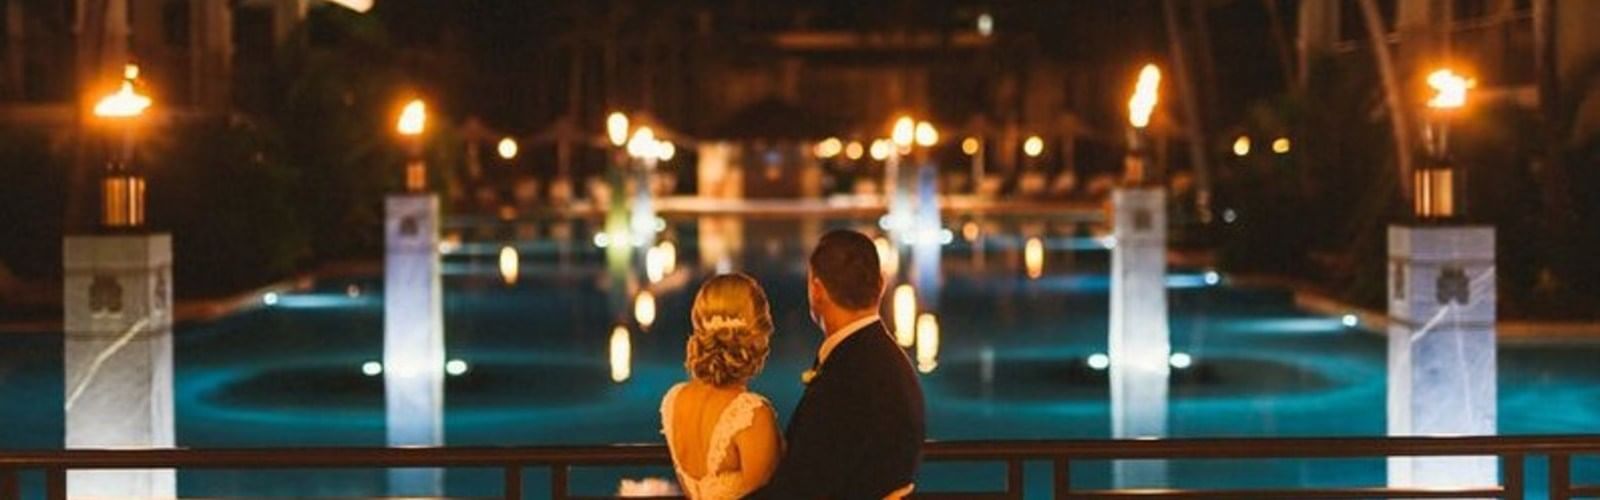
[626, 126, 657, 159]
[1128, 64, 1161, 129]
[1426, 69, 1475, 109]
[93, 65, 151, 118]
[892, 116, 916, 148]
[914, 121, 939, 147]
[397, 99, 426, 136]
[607, 111, 630, 147]
[497, 137, 519, 160]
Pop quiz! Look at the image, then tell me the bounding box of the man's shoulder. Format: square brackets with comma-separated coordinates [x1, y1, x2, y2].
[822, 321, 918, 380]
[828, 321, 894, 361]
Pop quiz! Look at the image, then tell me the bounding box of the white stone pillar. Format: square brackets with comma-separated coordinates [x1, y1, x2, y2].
[384, 194, 445, 494]
[910, 163, 942, 308]
[884, 153, 914, 237]
[1387, 225, 1497, 487]
[63, 234, 176, 497]
[630, 158, 658, 245]
[1108, 187, 1169, 487]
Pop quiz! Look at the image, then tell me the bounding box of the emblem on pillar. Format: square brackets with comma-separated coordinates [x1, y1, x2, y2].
[1436, 266, 1470, 305]
[400, 216, 419, 237]
[88, 275, 123, 316]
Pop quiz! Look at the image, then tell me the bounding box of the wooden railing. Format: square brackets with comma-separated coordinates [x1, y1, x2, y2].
[2, 435, 1598, 499]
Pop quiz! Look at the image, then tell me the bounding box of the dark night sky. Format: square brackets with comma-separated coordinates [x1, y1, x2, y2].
[355, 0, 1291, 134]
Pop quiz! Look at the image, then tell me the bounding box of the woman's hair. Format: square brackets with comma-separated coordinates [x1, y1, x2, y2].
[685, 273, 773, 386]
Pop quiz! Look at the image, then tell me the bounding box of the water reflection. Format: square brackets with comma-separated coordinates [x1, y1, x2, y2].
[699, 216, 743, 273]
[645, 245, 668, 283]
[892, 284, 917, 347]
[498, 245, 519, 285]
[610, 325, 632, 383]
[874, 236, 899, 277]
[1024, 237, 1044, 279]
[658, 240, 678, 275]
[908, 164, 944, 322]
[634, 291, 657, 330]
[915, 313, 940, 373]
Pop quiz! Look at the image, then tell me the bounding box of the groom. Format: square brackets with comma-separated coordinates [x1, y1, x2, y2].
[751, 230, 925, 499]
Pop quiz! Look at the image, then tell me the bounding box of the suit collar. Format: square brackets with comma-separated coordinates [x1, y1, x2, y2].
[817, 315, 881, 365]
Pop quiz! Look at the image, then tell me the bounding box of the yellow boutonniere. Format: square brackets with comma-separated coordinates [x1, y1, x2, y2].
[801, 368, 819, 385]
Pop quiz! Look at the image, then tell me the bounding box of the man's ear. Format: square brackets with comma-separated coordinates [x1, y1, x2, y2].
[808, 275, 829, 306]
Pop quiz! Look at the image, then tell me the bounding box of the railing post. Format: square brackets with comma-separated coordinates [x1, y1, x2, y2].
[1053, 458, 1071, 500]
[1, 467, 19, 500]
[505, 464, 522, 500]
[1502, 453, 1523, 500]
[1006, 459, 1023, 500]
[1549, 454, 1571, 500]
[45, 468, 65, 500]
[550, 464, 569, 500]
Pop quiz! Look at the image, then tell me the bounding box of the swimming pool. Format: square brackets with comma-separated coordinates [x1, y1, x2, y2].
[2, 214, 1597, 497]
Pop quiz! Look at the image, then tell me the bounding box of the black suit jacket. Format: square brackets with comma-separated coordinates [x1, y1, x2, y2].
[750, 320, 926, 499]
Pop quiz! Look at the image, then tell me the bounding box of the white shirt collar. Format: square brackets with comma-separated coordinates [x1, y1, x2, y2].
[817, 315, 881, 364]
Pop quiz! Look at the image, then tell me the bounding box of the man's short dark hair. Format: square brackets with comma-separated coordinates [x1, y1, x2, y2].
[809, 229, 884, 310]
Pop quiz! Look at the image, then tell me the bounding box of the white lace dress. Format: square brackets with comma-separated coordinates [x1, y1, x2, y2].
[659, 383, 774, 500]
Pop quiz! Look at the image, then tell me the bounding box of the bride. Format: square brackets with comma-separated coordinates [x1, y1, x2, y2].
[660, 273, 782, 499]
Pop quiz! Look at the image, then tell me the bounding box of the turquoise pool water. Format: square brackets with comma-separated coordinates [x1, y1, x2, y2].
[1, 214, 1597, 497]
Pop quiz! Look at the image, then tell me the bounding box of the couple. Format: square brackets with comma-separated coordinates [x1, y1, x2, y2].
[659, 230, 926, 499]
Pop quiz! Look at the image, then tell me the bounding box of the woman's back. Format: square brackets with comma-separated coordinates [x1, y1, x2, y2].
[660, 381, 779, 500]
[663, 273, 780, 499]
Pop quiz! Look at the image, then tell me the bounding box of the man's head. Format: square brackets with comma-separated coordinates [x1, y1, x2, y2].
[808, 230, 884, 330]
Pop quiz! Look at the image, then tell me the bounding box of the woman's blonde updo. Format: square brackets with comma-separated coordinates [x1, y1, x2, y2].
[685, 273, 773, 387]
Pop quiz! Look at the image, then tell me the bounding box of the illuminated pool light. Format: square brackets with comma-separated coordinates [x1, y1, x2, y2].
[262, 292, 279, 306]
[1169, 352, 1193, 369]
[1204, 271, 1222, 286]
[445, 359, 469, 376]
[1341, 314, 1360, 328]
[1087, 353, 1110, 371]
[361, 361, 382, 376]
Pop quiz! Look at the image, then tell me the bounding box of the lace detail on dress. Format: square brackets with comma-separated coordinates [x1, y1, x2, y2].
[703, 392, 770, 473]
[659, 384, 773, 500]
[659, 383, 686, 437]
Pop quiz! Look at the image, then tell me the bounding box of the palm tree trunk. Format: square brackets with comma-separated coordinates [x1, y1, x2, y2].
[1358, 0, 1415, 198]
[1163, 0, 1214, 221]
[1531, 0, 1579, 287]
[1262, 0, 1297, 90]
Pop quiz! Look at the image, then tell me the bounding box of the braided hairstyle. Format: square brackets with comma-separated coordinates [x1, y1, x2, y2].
[685, 273, 773, 387]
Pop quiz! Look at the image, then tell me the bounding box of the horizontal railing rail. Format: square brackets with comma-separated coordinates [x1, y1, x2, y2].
[1, 435, 1597, 499]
